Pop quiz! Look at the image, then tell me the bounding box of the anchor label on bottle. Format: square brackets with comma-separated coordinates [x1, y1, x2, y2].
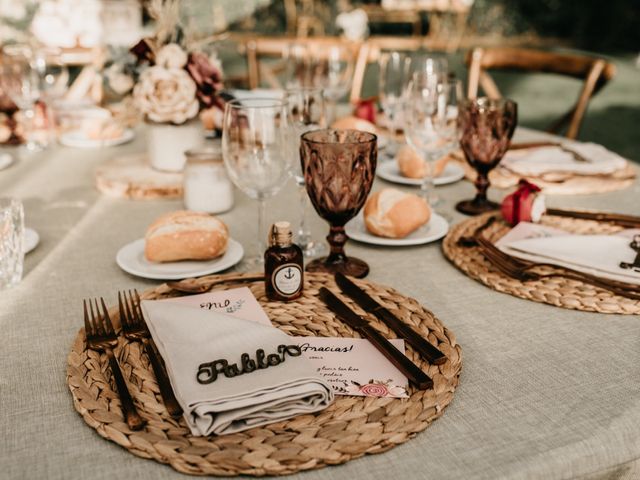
[272, 264, 303, 296]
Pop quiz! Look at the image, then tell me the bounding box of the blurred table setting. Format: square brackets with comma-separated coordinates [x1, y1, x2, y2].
[2, 1, 640, 480]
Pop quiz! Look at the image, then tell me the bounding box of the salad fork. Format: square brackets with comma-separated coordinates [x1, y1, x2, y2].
[84, 298, 146, 430]
[119, 290, 183, 417]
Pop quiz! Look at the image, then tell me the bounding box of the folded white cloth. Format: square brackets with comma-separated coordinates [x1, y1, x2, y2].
[502, 142, 627, 176]
[496, 222, 640, 285]
[141, 301, 334, 436]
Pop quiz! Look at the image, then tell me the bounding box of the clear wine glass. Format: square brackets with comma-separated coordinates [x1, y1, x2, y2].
[222, 98, 292, 267]
[403, 75, 458, 207]
[310, 45, 354, 125]
[35, 47, 69, 101]
[408, 54, 449, 85]
[284, 42, 311, 89]
[0, 44, 44, 151]
[284, 86, 327, 258]
[379, 51, 410, 157]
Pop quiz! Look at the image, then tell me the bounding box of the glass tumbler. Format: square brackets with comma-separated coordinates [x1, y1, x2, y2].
[0, 198, 25, 289]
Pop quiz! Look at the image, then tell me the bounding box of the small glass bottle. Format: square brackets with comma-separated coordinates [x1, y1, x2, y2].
[183, 144, 234, 214]
[265, 221, 304, 301]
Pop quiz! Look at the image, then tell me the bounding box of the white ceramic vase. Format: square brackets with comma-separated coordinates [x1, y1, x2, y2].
[147, 121, 203, 172]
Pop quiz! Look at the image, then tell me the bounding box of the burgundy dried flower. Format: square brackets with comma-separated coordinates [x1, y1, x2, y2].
[186, 52, 224, 109]
[130, 38, 155, 65]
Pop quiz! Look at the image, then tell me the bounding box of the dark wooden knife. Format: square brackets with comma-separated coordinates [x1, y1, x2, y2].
[335, 273, 447, 365]
[318, 287, 433, 390]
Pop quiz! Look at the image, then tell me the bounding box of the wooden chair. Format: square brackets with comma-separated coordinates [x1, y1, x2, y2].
[244, 36, 361, 90]
[465, 47, 616, 139]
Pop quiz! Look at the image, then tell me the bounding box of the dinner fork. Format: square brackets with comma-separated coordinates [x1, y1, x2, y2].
[119, 290, 183, 417]
[84, 298, 146, 430]
[475, 235, 640, 300]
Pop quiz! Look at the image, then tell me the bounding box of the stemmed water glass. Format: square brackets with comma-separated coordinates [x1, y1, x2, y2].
[403, 75, 458, 207]
[300, 129, 377, 278]
[379, 51, 410, 156]
[222, 98, 292, 267]
[311, 45, 354, 125]
[0, 44, 43, 151]
[284, 86, 327, 258]
[456, 98, 518, 215]
[284, 42, 311, 89]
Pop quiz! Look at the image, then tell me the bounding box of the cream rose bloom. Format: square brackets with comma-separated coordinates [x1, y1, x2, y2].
[133, 66, 199, 124]
[155, 43, 188, 69]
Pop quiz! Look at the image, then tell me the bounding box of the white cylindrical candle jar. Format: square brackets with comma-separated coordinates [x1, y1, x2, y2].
[183, 144, 234, 214]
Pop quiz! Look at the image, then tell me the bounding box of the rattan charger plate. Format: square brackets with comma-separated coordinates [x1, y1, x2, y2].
[443, 213, 640, 315]
[66, 272, 462, 476]
[461, 162, 636, 195]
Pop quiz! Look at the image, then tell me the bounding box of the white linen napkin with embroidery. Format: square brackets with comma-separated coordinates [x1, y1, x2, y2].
[141, 301, 334, 436]
[502, 142, 627, 176]
[496, 222, 640, 285]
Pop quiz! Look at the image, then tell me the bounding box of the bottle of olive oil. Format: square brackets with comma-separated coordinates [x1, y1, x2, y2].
[264, 222, 304, 301]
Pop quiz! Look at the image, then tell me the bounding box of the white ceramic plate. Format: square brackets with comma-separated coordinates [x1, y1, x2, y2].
[376, 161, 465, 186]
[59, 128, 135, 148]
[24, 228, 39, 254]
[346, 212, 449, 246]
[0, 153, 14, 171]
[116, 238, 244, 280]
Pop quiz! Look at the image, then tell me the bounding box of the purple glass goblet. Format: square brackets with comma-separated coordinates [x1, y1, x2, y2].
[300, 129, 377, 278]
[456, 98, 518, 215]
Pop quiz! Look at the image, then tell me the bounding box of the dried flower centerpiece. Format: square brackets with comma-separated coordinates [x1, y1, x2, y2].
[103, 0, 225, 171]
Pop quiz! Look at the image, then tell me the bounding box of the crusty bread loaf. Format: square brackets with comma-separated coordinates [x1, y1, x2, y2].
[331, 116, 378, 135]
[396, 145, 450, 179]
[363, 188, 431, 238]
[144, 210, 228, 262]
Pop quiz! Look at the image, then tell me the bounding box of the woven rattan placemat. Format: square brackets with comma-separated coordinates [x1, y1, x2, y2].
[461, 163, 636, 195]
[95, 154, 183, 200]
[66, 272, 462, 476]
[443, 213, 640, 315]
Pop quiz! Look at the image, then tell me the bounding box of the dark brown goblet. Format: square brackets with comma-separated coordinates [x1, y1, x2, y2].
[300, 129, 377, 278]
[456, 98, 518, 215]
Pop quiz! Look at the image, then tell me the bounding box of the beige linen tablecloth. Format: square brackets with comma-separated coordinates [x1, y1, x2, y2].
[1, 126, 640, 480]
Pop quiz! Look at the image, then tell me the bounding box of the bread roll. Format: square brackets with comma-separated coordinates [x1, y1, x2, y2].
[331, 116, 378, 134]
[145, 210, 228, 262]
[396, 145, 450, 179]
[364, 188, 431, 238]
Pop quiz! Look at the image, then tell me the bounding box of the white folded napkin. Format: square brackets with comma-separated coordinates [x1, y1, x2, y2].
[141, 301, 334, 436]
[502, 142, 627, 176]
[496, 222, 640, 285]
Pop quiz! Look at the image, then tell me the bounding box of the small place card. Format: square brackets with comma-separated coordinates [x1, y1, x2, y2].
[291, 337, 409, 398]
[159, 287, 273, 326]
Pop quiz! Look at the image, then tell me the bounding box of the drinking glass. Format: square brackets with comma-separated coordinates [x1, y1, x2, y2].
[379, 51, 410, 156]
[0, 45, 44, 151]
[408, 55, 448, 86]
[311, 45, 354, 125]
[35, 47, 69, 101]
[0, 198, 25, 290]
[284, 42, 311, 89]
[456, 97, 518, 215]
[300, 129, 377, 278]
[222, 99, 292, 267]
[284, 86, 327, 258]
[403, 76, 457, 206]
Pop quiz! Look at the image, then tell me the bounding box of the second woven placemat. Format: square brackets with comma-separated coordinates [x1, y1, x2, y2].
[443, 213, 640, 315]
[67, 272, 462, 476]
[461, 163, 636, 195]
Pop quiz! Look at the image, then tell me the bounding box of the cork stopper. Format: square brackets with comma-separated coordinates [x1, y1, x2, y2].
[269, 221, 293, 247]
